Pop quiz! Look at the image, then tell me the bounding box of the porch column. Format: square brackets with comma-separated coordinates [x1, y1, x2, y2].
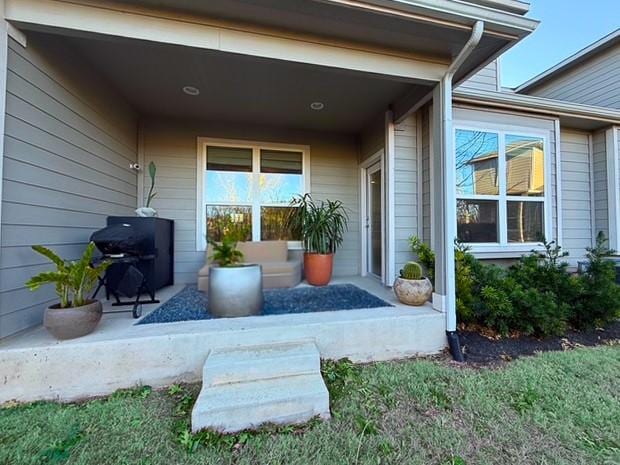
[431, 77, 457, 331]
[0, 2, 9, 246]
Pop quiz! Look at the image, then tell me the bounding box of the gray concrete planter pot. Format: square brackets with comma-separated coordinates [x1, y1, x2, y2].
[393, 277, 433, 306]
[44, 300, 103, 340]
[208, 264, 264, 318]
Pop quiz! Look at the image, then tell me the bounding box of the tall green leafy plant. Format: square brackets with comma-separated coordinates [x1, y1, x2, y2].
[25, 242, 109, 308]
[287, 194, 349, 255]
[145, 161, 157, 208]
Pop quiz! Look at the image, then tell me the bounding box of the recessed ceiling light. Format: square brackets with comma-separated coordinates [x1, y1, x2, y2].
[182, 86, 200, 96]
[310, 101, 324, 111]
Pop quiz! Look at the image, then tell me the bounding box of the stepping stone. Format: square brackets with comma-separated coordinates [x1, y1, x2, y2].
[191, 340, 331, 433]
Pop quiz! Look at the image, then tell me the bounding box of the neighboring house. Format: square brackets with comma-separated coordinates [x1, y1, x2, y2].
[0, 0, 618, 345]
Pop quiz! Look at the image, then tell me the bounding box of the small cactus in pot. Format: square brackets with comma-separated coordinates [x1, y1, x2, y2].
[400, 261, 423, 280]
[394, 261, 433, 306]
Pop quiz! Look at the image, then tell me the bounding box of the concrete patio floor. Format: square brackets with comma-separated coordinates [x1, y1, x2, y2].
[0, 276, 446, 404]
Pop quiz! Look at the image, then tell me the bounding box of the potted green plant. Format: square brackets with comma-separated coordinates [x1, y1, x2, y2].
[207, 235, 263, 317]
[393, 261, 433, 306]
[286, 193, 349, 286]
[25, 242, 110, 340]
[136, 161, 158, 217]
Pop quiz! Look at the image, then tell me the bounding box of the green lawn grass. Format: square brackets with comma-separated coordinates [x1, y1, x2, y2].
[1, 346, 619, 465]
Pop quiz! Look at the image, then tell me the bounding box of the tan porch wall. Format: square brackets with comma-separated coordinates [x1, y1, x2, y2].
[141, 119, 360, 284]
[0, 35, 138, 339]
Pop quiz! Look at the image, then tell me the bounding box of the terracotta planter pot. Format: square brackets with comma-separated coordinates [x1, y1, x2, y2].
[44, 300, 103, 340]
[304, 253, 334, 286]
[393, 277, 433, 306]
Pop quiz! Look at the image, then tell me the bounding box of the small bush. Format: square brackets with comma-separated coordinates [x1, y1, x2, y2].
[571, 233, 620, 329]
[407, 234, 620, 337]
[409, 236, 435, 283]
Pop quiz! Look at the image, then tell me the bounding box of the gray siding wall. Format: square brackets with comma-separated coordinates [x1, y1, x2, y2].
[394, 115, 418, 272]
[142, 119, 360, 284]
[458, 60, 500, 92]
[592, 131, 609, 238]
[527, 46, 620, 109]
[0, 35, 138, 338]
[560, 130, 593, 259]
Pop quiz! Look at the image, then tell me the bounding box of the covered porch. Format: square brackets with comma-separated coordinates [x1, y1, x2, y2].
[0, 0, 537, 403]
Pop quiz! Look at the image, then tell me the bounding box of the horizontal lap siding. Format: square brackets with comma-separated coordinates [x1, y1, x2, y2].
[142, 120, 360, 284]
[592, 131, 608, 238]
[0, 36, 138, 338]
[560, 130, 593, 259]
[457, 61, 499, 92]
[528, 48, 620, 109]
[394, 115, 418, 273]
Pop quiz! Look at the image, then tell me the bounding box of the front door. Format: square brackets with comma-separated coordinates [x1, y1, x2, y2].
[366, 161, 383, 280]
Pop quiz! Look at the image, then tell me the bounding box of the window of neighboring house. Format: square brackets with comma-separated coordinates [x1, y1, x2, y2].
[198, 140, 309, 249]
[455, 127, 549, 248]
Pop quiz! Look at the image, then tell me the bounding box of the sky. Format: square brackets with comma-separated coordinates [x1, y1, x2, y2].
[500, 0, 619, 88]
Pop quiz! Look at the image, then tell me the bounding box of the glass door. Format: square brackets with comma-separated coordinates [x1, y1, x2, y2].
[366, 162, 383, 279]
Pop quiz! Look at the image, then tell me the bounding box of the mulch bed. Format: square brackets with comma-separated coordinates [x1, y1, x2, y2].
[459, 321, 620, 365]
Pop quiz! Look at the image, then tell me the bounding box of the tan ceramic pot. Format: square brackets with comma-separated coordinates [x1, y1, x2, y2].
[393, 277, 433, 306]
[44, 300, 103, 340]
[304, 253, 334, 286]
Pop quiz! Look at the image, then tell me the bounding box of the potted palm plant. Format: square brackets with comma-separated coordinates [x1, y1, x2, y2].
[207, 234, 263, 317]
[25, 242, 110, 340]
[287, 193, 349, 286]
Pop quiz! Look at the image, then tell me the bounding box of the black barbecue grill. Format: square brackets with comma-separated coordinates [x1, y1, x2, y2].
[90, 218, 174, 318]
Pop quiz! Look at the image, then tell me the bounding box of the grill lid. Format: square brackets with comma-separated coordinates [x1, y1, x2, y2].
[90, 223, 148, 256]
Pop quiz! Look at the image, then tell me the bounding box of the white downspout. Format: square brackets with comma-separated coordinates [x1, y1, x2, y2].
[437, 21, 483, 358]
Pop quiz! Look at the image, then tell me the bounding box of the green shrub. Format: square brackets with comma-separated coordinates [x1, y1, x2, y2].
[406, 235, 620, 337]
[572, 233, 620, 329]
[408, 236, 435, 283]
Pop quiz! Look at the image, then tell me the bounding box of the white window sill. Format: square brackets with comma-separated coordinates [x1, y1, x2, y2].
[466, 243, 545, 260]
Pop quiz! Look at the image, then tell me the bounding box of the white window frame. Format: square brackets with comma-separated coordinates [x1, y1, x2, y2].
[196, 137, 311, 251]
[454, 121, 552, 256]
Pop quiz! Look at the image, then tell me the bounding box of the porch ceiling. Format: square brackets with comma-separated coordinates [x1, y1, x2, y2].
[114, 0, 533, 84]
[66, 33, 425, 133]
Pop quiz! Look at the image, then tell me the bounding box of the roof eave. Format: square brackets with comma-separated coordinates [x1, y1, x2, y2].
[319, 0, 539, 39]
[454, 88, 620, 126]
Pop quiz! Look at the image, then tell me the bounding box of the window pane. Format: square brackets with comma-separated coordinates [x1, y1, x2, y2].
[260, 150, 302, 174]
[259, 174, 304, 205]
[455, 130, 499, 195]
[206, 171, 252, 203]
[206, 205, 252, 242]
[259, 150, 303, 205]
[506, 135, 545, 197]
[457, 199, 498, 243]
[507, 201, 544, 243]
[207, 146, 252, 172]
[261, 207, 301, 241]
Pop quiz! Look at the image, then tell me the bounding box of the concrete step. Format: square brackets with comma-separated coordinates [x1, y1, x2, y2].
[191, 340, 330, 433]
[204, 340, 320, 387]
